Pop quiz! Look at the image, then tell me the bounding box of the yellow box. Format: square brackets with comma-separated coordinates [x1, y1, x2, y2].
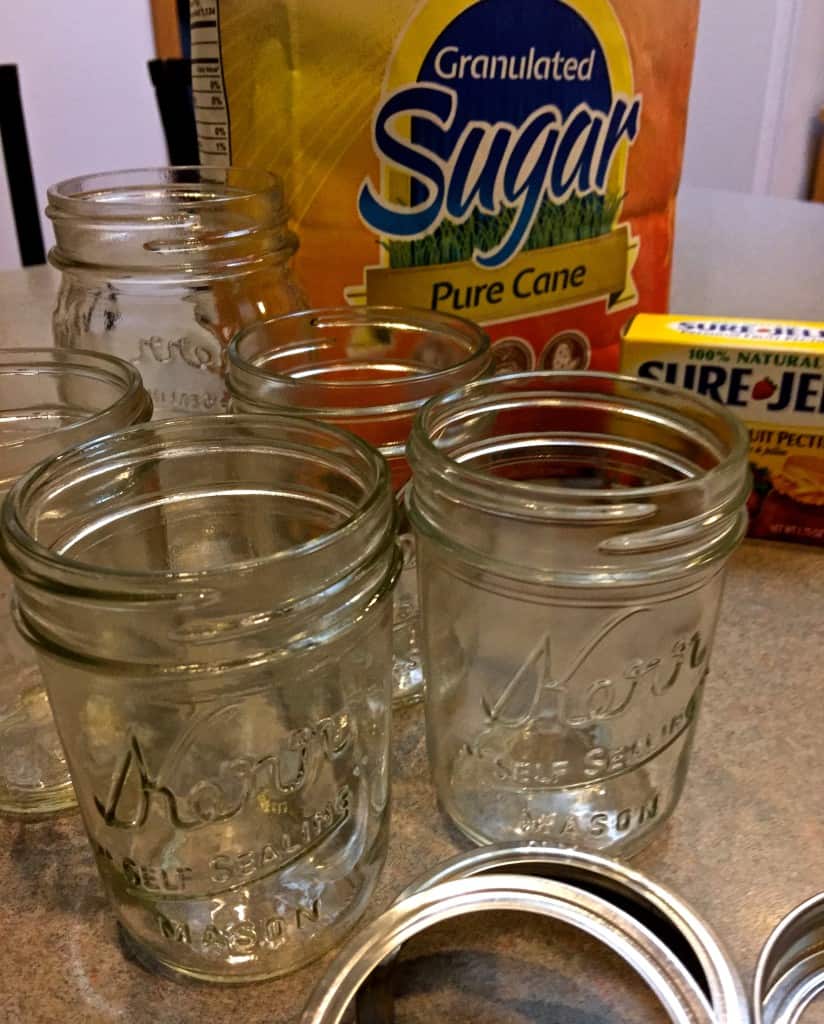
[621, 314, 824, 546]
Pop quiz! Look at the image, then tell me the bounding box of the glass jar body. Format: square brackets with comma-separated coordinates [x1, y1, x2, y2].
[0, 349, 152, 817]
[418, 541, 723, 857]
[53, 265, 304, 417]
[408, 372, 749, 857]
[228, 307, 490, 707]
[1, 416, 398, 979]
[0, 557, 73, 815]
[48, 168, 305, 418]
[32, 593, 394, 980]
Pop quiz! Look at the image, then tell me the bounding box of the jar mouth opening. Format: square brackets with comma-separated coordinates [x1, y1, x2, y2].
[0, 348, 147, 439]
[45, 167, 295, 273]
[47, 167, 285, 218]
[0, 349, 151, 492]
[410, 371, 750, 506]
[1, 415, 392, 592]
[228, 307, 492, 413]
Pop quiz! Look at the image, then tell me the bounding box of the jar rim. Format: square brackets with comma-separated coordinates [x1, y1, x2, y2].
[0, 347, 148, 440]
[47, 166, 286, 218]
[409, 370, 750, 505]
[46, 167, 296, 275]
[0, 348, 152, 493]
[228, 306, 492, 408]
[1, 414, 392, 593]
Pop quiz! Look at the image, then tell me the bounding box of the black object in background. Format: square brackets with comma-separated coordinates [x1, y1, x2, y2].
[177, 0, 191, 59]
[149, 59, 200, 165]
[0, 64, 46, 267]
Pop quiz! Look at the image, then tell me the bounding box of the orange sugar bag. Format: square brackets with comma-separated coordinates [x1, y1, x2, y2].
[192, 0, 699, 371]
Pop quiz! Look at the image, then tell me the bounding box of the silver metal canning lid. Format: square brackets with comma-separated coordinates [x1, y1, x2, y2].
[754, 893, 824, 1024]
[299, 845, 750, 1024]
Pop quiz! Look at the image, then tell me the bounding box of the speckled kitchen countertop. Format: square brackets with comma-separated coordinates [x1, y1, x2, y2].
[1, 541, 822, 1023]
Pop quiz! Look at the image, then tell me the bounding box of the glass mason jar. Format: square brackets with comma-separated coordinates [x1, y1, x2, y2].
[0, 349, 152, 817]
[407, 373, 749, 858]
[0, 416, 399, 982]
[47, 167, 306, 418]
[227, 307, 491, 707]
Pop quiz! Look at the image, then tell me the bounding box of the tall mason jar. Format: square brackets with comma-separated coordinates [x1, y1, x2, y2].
[0, 349, 152, 817]
[0, 416, 399, 981]
[227, 307, 491, 706]
[407, 373, 749, 858]
[47, 167, 305, 418]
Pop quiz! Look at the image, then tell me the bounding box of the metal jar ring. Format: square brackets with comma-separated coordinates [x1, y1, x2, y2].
[300, 872, 722, 1024]
[378, 844, 749, 1024]
[754, 893, 824, 1024]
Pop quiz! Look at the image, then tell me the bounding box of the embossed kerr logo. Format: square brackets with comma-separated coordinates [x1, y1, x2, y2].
[483, 607, 706, 730]
[460, 607, 708, 792]
[94, 706, 354, 831]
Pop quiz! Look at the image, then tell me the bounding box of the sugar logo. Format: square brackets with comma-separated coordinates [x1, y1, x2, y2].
[359, 0, 641, 270]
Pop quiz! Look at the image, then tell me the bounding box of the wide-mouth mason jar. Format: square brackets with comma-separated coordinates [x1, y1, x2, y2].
[227, 307, 491, 706]
[0, 348, 152, 817]
[407, 372, 750, 858]
[0, 415, 399, 982]
[47, 167, 306, 418]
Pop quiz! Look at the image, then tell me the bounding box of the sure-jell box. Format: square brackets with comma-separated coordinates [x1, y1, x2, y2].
[621, 314, 824, 546]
